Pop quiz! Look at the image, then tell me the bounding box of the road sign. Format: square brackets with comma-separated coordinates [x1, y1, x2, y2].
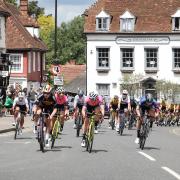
[0, 71, 8, 77]
[51, 65, 61, 75]
[54, 76, 63, 86]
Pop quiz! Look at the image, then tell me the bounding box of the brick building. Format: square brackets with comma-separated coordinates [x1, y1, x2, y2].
[1, 0, 47, 89]
[84, 0, 180, 101]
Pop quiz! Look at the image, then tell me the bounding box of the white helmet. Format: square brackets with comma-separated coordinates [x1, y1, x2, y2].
[122, 90, 128, 95]
[89, 91, 98, 100]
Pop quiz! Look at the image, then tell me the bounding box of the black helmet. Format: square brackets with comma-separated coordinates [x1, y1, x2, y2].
[78, 90, 84, 97]
[146, 93, 153, 102]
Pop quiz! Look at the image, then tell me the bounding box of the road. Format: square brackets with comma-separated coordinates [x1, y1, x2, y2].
[0, 119, 180, 180]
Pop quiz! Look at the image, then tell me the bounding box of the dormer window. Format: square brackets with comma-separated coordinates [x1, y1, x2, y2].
[172, 9, 180, 31]
[96, 10, 110, 31]
[120, 10, 135, 32]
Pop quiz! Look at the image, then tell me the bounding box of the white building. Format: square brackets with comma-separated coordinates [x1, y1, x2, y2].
[84, 0, 180, 101]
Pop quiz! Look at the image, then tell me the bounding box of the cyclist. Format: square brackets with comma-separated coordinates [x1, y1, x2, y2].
[73, 90, 86, 129]
[12, 91, 29, 134]
[116, 90, 131, 132]
[135, 93, 159, 144]
[33, 84, 56, 148]
[81, 91, 104, 147]
[50, 87, 68, 132]
[160, 98, 167, 113]
[109, 95, 119, 128]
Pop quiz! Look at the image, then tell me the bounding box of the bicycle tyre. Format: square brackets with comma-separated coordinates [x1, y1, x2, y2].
[88, 123, 94, 153]
[76, 115, 82, 137]
[51, 120, 60, 149]
[14, 121, 19, 140]
[39, 117, 45, 152]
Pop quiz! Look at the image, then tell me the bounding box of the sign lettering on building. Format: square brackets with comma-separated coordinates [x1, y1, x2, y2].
[116, 36, 170, 44]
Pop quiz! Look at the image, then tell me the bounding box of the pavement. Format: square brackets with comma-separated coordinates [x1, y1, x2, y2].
[0, 115, 33, 134]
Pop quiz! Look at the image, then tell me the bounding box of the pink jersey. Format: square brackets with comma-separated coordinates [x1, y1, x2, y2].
[85, 95, 103, 106]
[55, 93, 68, 105]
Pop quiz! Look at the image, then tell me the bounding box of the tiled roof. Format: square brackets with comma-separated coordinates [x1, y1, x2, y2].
[0, 1, 10, 16]
[4, 2, 47, 51]
[61, 64, 86, 84]
[65, 71, 86, 94]
[84, 0, 180, 33]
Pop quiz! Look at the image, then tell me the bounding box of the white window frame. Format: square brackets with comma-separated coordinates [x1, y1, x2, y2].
[96, 47, 110, 71]
[172, 48, 180, 70]
[96, 10, 110, 32]
[144, 48, 159, 71]
[96, 84, 110, 97]
[120, 48, 134, 71]
[37, 52, 41, 71]
[33, 52, 36, 72]
[172, 10, 180, 31]
[28, 52, 31, 73]
[96, 17, 110, 31]
[10, 54, 23, 73]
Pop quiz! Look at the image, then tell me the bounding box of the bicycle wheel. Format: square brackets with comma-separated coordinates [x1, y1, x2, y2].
[76, 114, 82, 137]
[14, 120, 20, 140]
[88, 123, 94, 153]
[51, 119, 60, 149]
[39, 117, 45, 152]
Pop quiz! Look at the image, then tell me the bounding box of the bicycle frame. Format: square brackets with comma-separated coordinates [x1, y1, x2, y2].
[86, 113, 95, 153]
[139, 114, 151, 150]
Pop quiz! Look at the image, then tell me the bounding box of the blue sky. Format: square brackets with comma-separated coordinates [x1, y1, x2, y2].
[36, 0, 97, 24]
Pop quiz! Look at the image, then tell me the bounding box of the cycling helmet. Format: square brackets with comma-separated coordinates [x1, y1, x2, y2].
[78, 90, 84, 97]
[122, 90, 128, 95]
[146, 93, 153, 102]
[18, 91, 25, 98]
[114, 95, 119, 99]
[43, 84, 52, 93]
[56, 86, 65, 94]
[89, 91, 98, 101]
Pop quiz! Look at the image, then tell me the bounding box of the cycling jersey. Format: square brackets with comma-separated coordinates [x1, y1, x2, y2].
[110, 98, 119, 110]
[74, 95, 86, 109]
[54, 93, 68, 111]
[84, 96, 103, 113]
[119, 95, 130, 113]
[35, 94, 56, 113]
[139, 96, 158, 115]
[13, 97, 28, 112]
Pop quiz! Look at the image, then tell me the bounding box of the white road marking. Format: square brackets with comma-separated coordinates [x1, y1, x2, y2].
[138, 151, 156, 161]
[24, 141, 31, 144]
[162, 167, 180, 180]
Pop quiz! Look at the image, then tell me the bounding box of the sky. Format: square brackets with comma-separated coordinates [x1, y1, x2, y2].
[35, 0, 97, 25]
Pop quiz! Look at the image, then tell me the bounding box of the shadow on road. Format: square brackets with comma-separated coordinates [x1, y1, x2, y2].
[53, 145, 72, 149]
[91, 149, 108, 153]
[143, 146, 161, 150]
[15, 137, 33, 140]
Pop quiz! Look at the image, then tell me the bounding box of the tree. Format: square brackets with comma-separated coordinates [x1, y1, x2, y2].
[28, 1, 44, 19]
[120, 73, 144, 96]
[50, 16, 86, 65]
[156, 80, 180, 103]
[5, 0, 17, 5]
[37, 15, 55, 46]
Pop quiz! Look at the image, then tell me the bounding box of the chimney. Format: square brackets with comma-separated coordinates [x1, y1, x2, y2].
[19, 0, 28, 16]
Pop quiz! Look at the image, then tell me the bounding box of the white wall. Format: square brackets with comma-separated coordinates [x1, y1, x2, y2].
[87, 34, 180, 98]
[0, 16, 6, 50]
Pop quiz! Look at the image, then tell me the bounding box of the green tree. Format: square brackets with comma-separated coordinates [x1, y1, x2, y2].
[5, 0, 17, 5]
[28, 1, 44, 18]
[50, 16, 86, 65]
[37, 15, 55, 46]
[120, 73, 144, 96]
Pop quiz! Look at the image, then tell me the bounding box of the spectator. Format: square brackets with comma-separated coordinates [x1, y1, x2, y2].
[28, 86, 37, 116]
